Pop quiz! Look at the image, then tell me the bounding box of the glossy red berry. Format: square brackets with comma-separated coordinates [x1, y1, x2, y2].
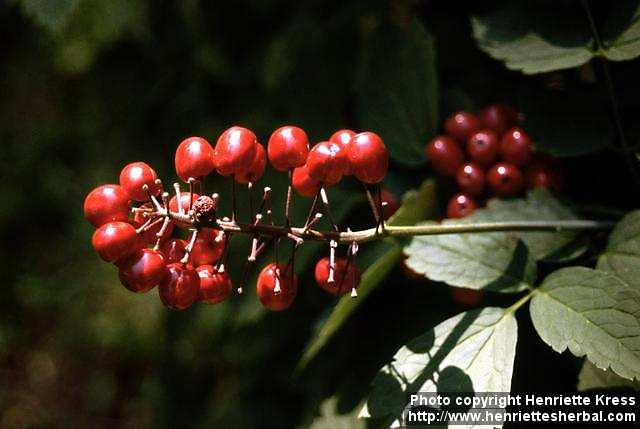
[444, 111, 481, 143]
[479, 104, 518, 136]
[215, 126, 258, 177]
[160, 238, 188, 264]
[487, 162, 524, 197]
[133, 203, 174, 245]
[292, 164, 321, 197]
[159, 263, 200, 310]
[91, 221, 141, 262]
[119, 162, 160, 201]
[466, 129, 499, 166]
[175, 136, 216, 182]
[306, 141, 348, 186]
[314, 257, 361, 296]
[330, 129, 356, 174]
[267, 126, 310, 172]
[456, 163, 485, 197]
[118, 248, 166, 293]
[256, 263, 298, 311]
[236, 143, 267, 184]
[190, 228, 224, 266]
[525, 155, 565, 192]
[446, 193, 477, 219]
[83, 184, 131, 228]
[425, 136, 465, 177]
[168, 191, 200, 213]
[197, 265, 233, 304]
[348, 132, 388, 184]
[500, 127, 533, 167]
[329, 129, 356, 147]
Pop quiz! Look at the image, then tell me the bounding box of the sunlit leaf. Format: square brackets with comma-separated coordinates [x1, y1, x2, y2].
[530, 267, 640, 381]
[360, 307, 517, 429]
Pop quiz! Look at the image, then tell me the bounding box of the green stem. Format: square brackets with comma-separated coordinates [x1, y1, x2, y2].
[582, 0, 640, 188]
[211, 219, 615, 244]
[506, 290, 535, 315]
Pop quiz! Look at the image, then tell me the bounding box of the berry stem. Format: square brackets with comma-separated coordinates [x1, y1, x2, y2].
[319, 187, 339, 232]
[285, 169, 293, 228]
[363, 184, 381, 227]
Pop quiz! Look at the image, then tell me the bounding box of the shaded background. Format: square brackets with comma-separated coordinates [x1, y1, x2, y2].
[1, 0, 638, 428]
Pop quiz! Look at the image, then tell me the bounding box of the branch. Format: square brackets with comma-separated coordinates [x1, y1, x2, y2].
[211, 218, 614, 244]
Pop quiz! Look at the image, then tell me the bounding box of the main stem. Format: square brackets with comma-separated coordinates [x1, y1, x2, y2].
[207, 218, 614, 244]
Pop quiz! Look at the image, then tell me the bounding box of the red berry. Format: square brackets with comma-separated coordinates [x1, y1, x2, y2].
[456, 163, 485, 197]
[525, 155, 565, 192]
[375, 188, 400, 220]
[190, 228, 224, 266]
[256, 263, 298, 311]
[119, 162, 160, 202]
[133, 203, 174, 245]
[425, 136, 465, 177]
[444, 111, 481, 143]
[236, 143, 267, 184]
[487, 162, 524, 197]
[159, 263, 200, 310]
[197, 265, 233, 304]
[329, 129, 356, 174]
[215, 126, 258, 177]
[348, 132, 388, 184]
[466, 129, 499, 166]
[118, 248, 166, 293]
[314, 257, 361, 296]
[479, 104, 518, 136]
[500, 127, 533, 166]
[267, 126, 310, 172]
[446, 193, 477, 219]
[292, 164, 321, 197]
[92, 221, 141, 262]
[175, 136, 216, 182]
[83, 184, 131, 228]
[160, 238, 188, 264]
[306, 141, 348, 186]
[329, 129, 356, 147]
[168, 191, 200, 213]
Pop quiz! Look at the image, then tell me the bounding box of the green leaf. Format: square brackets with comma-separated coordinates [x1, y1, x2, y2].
[309, 397, 365, 429]
[471, 1, 640, 74]
[19, 0, 80, 32]
[297, 179, 439, 371]
[476, 189, 588, 262]
[355, 19, 438, 167]
[602, 0, 640, 61]
[404, 223, 536, 293]
[530, 267, 640, 381]
[597, 210, 640, 290]
[578, 360, 640, 391]
[470, 3, 593, 74]
[387, 179, 438, 226]
[360, 307, 517, 427]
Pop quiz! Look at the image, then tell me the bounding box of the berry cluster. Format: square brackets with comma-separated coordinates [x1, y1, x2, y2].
[84, 126, 389, 311]
[425, 104, 565, 218]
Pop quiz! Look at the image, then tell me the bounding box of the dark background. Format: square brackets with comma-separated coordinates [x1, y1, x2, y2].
[0, 0, 637, 428]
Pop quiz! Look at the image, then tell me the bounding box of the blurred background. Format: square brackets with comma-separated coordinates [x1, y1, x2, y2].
[1, 0, 639, 427]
